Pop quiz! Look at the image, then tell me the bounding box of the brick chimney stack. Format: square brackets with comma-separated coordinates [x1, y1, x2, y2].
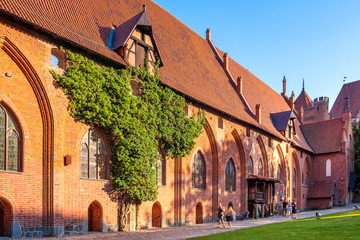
[256, 104, 261, 124]
[237, 76, 242, 95]
[282, 76, 287, 97]
[206, 28, 211, 41]
[223, 53, 229, 71]
[290, 91, 295, 109]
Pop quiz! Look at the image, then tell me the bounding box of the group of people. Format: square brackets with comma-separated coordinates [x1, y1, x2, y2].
[217, 204, 235, 229]
[282, 199, 297, 219]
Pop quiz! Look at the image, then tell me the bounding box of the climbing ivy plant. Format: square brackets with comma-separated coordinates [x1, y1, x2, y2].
[52, 51, 205, 230]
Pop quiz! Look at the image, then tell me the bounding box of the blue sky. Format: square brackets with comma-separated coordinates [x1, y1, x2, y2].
[153, 0, 360, 109]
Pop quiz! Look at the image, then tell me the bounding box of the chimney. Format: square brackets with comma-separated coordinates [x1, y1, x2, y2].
[237, 76, 242, 94]
[290, 91, 295, 109]
[256, 104, 261, 124]
[223, 53, 229, 71]
[143, 4, 146, 12]
[342, 97, 351, 121]
[282, 76, 287, 97]
[206, 28, 211, 41]
[300, 105, 304, 121]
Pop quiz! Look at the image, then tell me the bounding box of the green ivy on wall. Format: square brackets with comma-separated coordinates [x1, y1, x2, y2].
[52, 51, 205, 230]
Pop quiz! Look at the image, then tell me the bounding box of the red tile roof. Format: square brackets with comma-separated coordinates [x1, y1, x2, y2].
[0, 0, 313, 148]
[300, 118, 343, 154]
[330, 80, 360, 118]
[307, 181, 335, 199]
[294, 90, 314, 113]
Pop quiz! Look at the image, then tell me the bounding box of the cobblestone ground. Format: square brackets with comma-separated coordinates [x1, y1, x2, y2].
[33, 204, 358, 240]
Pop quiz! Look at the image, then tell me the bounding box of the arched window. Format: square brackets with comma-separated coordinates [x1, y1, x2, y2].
[326, 159, 331, 177]
[81, 129, 106, 179]
[269, 163, 274, 178]
[225, 158, 235, 192]
[192, 151, 205, 189]
[258, 159, 263, 176]
[0, 105, 21, 172]
[277, 164, 281, 179]
[302, 172, 304, 184]
[293, 168, 296, 198]
[248, 157, 253, 175]
[51, 48, 66, 69]
[156, 149, 166, 186]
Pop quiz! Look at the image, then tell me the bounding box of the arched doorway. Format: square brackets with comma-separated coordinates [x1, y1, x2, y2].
[0, 197, 12, 237]
[152, 202, 162, 227]
[195, 202, 203, 224]
[88, 201, 102, 232]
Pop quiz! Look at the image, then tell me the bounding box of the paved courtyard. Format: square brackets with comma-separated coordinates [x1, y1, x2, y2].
[32, 204, 358, 240]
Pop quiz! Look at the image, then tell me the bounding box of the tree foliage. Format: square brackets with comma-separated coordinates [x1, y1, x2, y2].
[353, 124, 360, 190]
[52, 51, 205, 229]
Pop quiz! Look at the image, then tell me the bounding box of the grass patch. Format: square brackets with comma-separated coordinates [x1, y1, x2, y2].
[189, 210, 360, 240]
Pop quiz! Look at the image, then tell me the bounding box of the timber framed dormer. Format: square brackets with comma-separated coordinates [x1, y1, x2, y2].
[270, 110, 297, 139]
[111, 5, 163, 73]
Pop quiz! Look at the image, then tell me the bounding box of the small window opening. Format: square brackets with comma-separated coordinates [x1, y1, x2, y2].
[246, 128, 250, 137]
[218, 117, 224, 129]
[51, 48, 66, 69]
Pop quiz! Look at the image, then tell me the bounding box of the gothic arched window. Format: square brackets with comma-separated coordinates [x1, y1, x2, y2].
[81, 129, 107, 179]
[192, 151, 205, 189]
[0, 105, 21, 172]
[326, 159, 331, 177]
[156, 149, 166, 186]
[248, 157, 253, 175]
[277, 164, 281, 179]
[258, 159, 263, 176]
[269, 163, 274, 178]
[225, 158, 235, 192]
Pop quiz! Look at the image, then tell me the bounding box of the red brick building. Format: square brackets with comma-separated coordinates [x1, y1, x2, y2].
[0, 0, 355, 238]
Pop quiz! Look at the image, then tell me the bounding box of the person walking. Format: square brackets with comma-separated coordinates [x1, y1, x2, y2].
[217, 204, 225, 228]
[292, 199, 297, 219]
[226, 206, 234, 229]
[287, 199, 292, 217]
[282, 199, 287, 217]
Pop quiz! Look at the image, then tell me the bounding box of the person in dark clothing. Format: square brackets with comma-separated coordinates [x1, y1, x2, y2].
[292, 199, 297, 219]
[282, 199, 287, 217]
[218, 203, 225, 228]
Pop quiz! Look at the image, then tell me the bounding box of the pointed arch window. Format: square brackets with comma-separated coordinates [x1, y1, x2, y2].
[293, 168, 296, 198]
[81, 129, 107, 180]
[225, 158, 235, 192]
[156, 149, 166, 186]
[258, 159, 263, 176]
[326, 159, 331, 177]
[192, 151, 205, 189]
[277, 164, 281, 179]
[248, 157, 253, 175]
[269, 163, 274, 178]
[0, 105, 21, 172]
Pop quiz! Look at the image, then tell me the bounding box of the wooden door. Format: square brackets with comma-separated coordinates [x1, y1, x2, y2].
[152, 202, 162, 227]
[196, 203, 203, 224]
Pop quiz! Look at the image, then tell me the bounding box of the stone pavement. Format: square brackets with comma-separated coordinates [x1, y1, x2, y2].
[33, 204, 358, 240]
